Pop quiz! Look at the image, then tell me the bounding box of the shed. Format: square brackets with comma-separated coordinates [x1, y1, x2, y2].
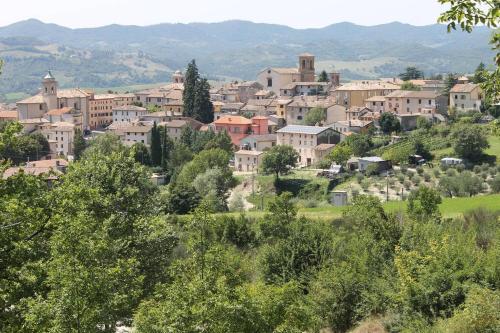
[330, 191, 348, 206]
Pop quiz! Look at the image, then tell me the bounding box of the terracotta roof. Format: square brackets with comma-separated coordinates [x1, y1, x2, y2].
[122, 125, 153, 133]
[3, 166, 62, 179]
[113, 105, 147, 111]
[46, 107, 73, 116]
[386, 90, 440, 99]
[334, 81, 400, 91]
[57, 89, 90, 98]
[450, 83, 479, 93]
[17, 94, 44, 104]
[27, 159, 68, 168]
[315, 144, 335, 151]
[235, 150, 265, 156]
[365, 96, 386, 102]
[242, 134, 277, 142]
[0, 111, 18, 119]
[92, 94, 116, 100]
[214, 116, 252, 125]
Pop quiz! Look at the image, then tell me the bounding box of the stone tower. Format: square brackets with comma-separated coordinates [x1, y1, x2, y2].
[172, 70, 185, 84]
[329, 72, 341, 87]
[298, 53, 315, 82]
[42, 70, 58, 111]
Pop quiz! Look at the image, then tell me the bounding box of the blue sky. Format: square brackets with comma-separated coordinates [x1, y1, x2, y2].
[2, 0, 448, 28]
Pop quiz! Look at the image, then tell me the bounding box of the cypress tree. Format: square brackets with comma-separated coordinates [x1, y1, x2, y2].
[161, 126, 173, 171]
[318, 70, 329, 82]
[182, 60, 199, 118]
[150, 122, 162, 166]
[193, 78, 214, 124]
[73, 128, 86, 160]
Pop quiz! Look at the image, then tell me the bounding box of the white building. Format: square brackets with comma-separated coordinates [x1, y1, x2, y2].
[113, 105, 148, 123]
[276, 125, 340, 166]
[40, 122, 75, 157]
[234, 150, 265, 172]
[449, 83, 482, 112]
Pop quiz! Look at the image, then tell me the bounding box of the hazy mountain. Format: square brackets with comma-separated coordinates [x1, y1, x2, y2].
[0, 19, 495, 101]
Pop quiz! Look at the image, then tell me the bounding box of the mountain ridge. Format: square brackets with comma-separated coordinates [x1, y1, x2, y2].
[0, 19, 495, 101]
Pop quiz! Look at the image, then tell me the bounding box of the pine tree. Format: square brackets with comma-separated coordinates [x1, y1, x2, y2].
[161, 126, 173, 171]
[473, 62, 487, 84]
[150, 122, 162, 166]
[318, 70, 329, 82]
[183, 60, 199, 118]
[443, 73, 458, 95]
[193, 78, 214, 124]
[73, 128, 86, 160]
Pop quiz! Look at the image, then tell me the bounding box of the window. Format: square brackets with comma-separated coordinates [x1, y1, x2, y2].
[297, 116, 303, 120]
[267, 78, 272, 87]
[39, 104, 43, 110]
[428, 100, 432, 105]
[406, 99, 410, 104]
[418, 99, 422, 104]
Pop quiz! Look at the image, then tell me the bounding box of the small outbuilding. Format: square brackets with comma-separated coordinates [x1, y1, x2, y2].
[358, 156, 392, 173]
[441, 157, 463, 166]
[330, 191, 348, 206]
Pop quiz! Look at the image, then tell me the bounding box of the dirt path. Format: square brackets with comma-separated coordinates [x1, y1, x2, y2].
[228, 176, 255, 211]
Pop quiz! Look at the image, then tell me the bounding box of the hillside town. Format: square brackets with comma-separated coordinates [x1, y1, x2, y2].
[0, 53, 491, 179]
[2, 0, 500, 331]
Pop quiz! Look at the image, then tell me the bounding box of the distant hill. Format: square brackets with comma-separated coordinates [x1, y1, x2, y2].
[0, 19, 495, 101]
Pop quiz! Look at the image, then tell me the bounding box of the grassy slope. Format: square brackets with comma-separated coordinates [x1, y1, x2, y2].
[485, 135, 500, 162]
[229, 193, 500, 220]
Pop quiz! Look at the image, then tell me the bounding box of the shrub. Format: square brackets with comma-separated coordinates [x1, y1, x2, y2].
[404, 180, 412, 190]
[397, 174, 405, 183]
[480, 163, 490, 172]
[480, 172, 488, 180]
[400, 165, 408, 174]
[433, 169, 441, 178]
[356, 172, 364, 184]
[446, 169, 458, 177]
[412, 176, 421, 185]
[361, 179, 371, 191]
[423, 173, 432, 182]
[473, 165, 482, 174]
[490, 175, 500, 193]
[488, 167, 497, 177]
[456, 164, 465, 173]
[416, 166, 424, 175]
[351, 189, 360, 197]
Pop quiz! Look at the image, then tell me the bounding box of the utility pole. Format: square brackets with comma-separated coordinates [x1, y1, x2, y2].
[385, 172, 388, 202]
[251, 165, 255, 196]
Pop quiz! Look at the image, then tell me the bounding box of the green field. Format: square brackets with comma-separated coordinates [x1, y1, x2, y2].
[227, 193, 500, 221]
[485, 135, 500, 162]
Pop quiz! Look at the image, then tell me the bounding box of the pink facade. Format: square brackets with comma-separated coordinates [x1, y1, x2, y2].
[214, 116, 269, 146]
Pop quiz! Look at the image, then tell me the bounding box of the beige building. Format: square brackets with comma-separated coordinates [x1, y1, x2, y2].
[40, 121, 75, 156]
[331, 80, 400, 108]
[17, 72, 91, 130]
[449, 83, 482, 112]
[161, 118, 203, 141]
[113, 105, 148, 123]
[113, 123, 153, 146]
[113, 93, 136, 107]
[276, 125, 340, 166]
[89, 94, 115, 129]
[0, 110, 18, 123]
[385, 90, 448, 114]
[285, 96, 334, 125]
[257, 53, 317, 95]
[364, 96, 386, 113]
[44, 107, 83, 130]
[234, 150, 265, 172]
